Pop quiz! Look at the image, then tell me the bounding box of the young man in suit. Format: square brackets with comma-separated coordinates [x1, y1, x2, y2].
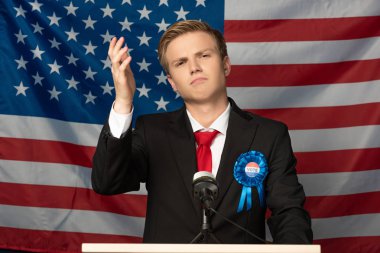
[92, 20, 313, 244]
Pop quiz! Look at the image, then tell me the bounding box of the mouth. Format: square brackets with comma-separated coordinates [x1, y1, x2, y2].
[190, 77, 207, 85]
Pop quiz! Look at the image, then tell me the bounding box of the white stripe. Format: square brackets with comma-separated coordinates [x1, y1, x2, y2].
[0, 160, 147, 195]
[299, 169, 380, 197]
[312, 213, 380, 239]
[228, 37, 380, 65]
[227, 80, 380, 109]
[289, 125, 380, 152]
[0, 204, 145, 237]
[0, 114, 102, 146]
[225, 0, 380, 20]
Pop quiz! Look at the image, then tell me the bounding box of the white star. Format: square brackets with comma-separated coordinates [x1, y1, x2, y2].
[64, 1, 78, 16]
[100, 30, 114, 44]
[65, 27, 79, 41]
[15, 56, 28, 70]
[29, 0, 43, 12]
[196, 0, 206, 7]
[83, 41, 97, 55]
[49, 37, 61, 50]
[101, 4, 115, 18]
[47, 12, 61, 26]
[48, 86, 62, 101]
[83, 67, 97, 80]
[84, 91, 97, 104]
[100, 82, 114, 95]
[101, 57, 111, 69]
[14, 81, 29, 96]
[48, 60, 62, 74]
[31, 45, 45, 60]
[32, 72, 44, 86]
[66, 76, 79, 90]
[83, 15, 97, 30]
[137, 83, 151, 98]
[138, 5, 152, 20]
[175, 91, 181, 99]
[14, 5, 27, 18]
[138, 32, 151, 47]
[119, 17, 133, 32]
[121, 0, 132, 5]
[175, 6, 189, 20]
[156, 19, 170, 33]
[32, 22, 44, 34]
[159, 0, 169, 6]
[85, 0, 95, 3]
[66, 53, 78, 66]
[155, 96, 169, 111]
[137, 58, 151, 72]
[14, 30, 27, 44]
[155, 71, 167, 85]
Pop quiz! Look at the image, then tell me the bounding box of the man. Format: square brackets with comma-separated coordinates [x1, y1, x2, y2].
[92, 20, 313, 244]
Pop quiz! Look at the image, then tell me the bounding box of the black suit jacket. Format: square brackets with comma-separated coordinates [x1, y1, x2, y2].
[92, 98, 313, 244]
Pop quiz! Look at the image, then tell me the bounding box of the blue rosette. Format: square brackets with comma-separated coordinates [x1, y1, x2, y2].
[233, 151, 268, 212]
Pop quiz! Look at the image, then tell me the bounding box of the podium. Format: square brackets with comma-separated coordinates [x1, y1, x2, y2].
[82, 243, 321, 253]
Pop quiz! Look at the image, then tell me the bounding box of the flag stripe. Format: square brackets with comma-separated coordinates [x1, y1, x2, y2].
[225, 17, 380, 42]
[314, 237, 380, 253]
[227, 59, 380, 87]
[0, 182, 147, 217]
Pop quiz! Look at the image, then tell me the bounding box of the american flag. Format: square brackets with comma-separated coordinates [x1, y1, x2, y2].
[1, 0, 379, 252]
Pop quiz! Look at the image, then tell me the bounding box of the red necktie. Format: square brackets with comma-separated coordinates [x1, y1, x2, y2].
[194, 130, 219, 172]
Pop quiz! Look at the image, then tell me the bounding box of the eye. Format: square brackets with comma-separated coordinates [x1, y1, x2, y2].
[175, 61, 184, 67]
[202, 54, 210, 58]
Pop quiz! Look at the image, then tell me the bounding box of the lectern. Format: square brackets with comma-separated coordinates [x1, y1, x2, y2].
[82, 243, 321, 253]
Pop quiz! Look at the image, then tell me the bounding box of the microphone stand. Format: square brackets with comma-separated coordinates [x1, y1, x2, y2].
[190, 208, 221, 243]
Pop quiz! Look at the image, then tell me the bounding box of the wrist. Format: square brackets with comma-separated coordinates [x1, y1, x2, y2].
[114, 99, 133, 114]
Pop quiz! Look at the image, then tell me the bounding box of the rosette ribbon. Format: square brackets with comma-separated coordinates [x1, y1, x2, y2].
[233, 151, 268, 213]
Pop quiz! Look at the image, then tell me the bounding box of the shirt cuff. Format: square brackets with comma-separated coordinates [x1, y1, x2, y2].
[108, 102, 133, 138]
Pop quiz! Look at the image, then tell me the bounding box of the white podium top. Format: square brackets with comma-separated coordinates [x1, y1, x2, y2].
[82, 243, 321, 253]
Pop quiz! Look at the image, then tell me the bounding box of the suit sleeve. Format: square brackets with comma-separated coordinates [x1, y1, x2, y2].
[265, 123, 313, 244]
[91, 117, 148, 195]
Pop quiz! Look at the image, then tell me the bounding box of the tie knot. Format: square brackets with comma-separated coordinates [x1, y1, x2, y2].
[194, 130, 219, 147]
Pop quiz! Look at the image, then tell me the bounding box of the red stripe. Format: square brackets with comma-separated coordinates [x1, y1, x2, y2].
[0, 226, 142, 253]
[224, 17, 380, 42]
[0, 182, 147, 217]
[305, 192, 380, 219]
[0, 137, 95, 167]
[314, 236, 380, 253]
[294, 148, 380, 174]
[227, 59, 380, 87]
[248, 103, 380, 130]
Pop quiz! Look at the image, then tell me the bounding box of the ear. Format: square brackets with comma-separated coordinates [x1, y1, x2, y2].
[167, 74, 178, 92]
[223, 56, 231, 76]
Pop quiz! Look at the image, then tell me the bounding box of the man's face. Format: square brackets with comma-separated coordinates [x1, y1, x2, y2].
[165, 31, 231, 105]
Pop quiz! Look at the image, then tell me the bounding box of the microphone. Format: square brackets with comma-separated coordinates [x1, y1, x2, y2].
[192, 171, 218, 210]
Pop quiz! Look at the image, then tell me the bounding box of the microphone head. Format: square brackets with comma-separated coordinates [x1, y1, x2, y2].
[192, 171, 218, 209]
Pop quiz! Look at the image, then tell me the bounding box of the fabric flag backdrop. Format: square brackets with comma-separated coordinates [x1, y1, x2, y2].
[1, 0, 379, 252]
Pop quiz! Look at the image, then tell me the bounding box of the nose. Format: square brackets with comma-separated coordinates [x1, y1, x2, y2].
[189, 58, 201, 75]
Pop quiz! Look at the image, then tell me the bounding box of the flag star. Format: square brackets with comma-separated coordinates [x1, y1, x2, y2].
[48, 86, 62, 101]
[31, 45, 45, 60]
[155, 96, 169, 111]
[14, 81, 29, 96]
[83, 66, 97, 80]
[47, 12, 61, 26]
[155, 71, 167, 85]
[65, 27, 79, 41]
[48, 60, 62, 74]
[15, 56, 28, 70]
[119, 17, 133, 32]
[137, 58, 151, 72]
[159, 0, 169, 6]
[64, 1, 78, 16]
[121, 0, 132, 5]
[66, 53, 79, 66]
[100, 82, 114, 95]
[175, 91, 181, 99]
[83, 15, 97, 30]
[29, 0, 43, 12]
[137, 84, 151, 98]
[83, 41, 97, 55]
[49, 37, 61, 50]
[32, 22, 44, 34]
[101, 57, 111, 69]
[66, 76, 79, 90]
[196, 0, 206, 7]
[138, 32, 151, 46]
[32, 72, 44, 86]
[175, 6, 189, 20]
[101, 4, 115, 18]
[156, 18, 170, 33]
[85, 0, 95, 3]
[14, 5, 27, 18]
[100, 30, 114, 44]
[138, 5, 152, 20]
[84, 91, 97, 104]
[14, 30, 27, 44]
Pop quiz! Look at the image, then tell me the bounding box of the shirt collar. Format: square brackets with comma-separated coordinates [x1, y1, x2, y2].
[186, 103, 230, 135]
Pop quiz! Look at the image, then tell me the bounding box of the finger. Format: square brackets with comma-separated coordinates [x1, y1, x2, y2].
[108, 37, 117, 58]
[112, 47, 129, 67]
[119, 56, 132, 72]
[112, 37, 125, 58]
